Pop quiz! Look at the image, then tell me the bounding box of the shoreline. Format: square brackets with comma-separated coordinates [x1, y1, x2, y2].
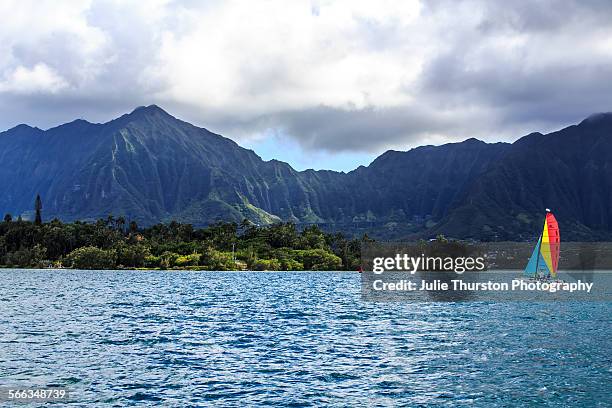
[0, 266, 356, 272]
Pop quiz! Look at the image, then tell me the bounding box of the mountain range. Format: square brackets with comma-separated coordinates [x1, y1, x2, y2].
[1, 105, 610, 240]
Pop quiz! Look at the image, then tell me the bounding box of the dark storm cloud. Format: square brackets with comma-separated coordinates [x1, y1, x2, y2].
[226, 0, 612, 152]
[412, 0, 612, 140]
[474, 0, 612, 33]
[268, 106, 453, 152]
[420, 53, 612, 125]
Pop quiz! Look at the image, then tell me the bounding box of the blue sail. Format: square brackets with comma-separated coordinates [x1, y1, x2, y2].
[536, 253, 551, 277]
[524, 236, 551, 277]
[524, 237, 540, 277]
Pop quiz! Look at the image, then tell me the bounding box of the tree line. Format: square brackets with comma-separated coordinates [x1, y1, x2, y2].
[0, 213, 369, 270]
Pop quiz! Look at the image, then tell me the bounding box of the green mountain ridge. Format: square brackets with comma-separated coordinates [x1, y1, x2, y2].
[1, 106, 611, 240]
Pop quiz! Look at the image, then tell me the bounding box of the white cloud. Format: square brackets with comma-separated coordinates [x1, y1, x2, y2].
[157, 1, 423, 114]
[0, 0, 108, 88]
[0, 0, 611, 158]
[0, 64, 68, 94]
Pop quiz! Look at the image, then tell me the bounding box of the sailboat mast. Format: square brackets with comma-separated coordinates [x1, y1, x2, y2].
[535, 231, 542, 275]
[535, 212, 548, 277]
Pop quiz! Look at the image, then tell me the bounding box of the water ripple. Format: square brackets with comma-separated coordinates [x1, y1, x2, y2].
[0, 270, 609, 406]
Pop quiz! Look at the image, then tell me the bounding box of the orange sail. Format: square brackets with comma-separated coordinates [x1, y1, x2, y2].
[546, 212, 560, 274]
[540, 211, 560, 277]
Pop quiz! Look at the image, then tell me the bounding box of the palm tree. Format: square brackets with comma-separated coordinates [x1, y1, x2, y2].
[129, 221, 138, 234]
[116, 216, 126, 233]
[34, 194, 43, 225]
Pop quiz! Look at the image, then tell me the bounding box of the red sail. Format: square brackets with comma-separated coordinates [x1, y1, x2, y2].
[546, 212, 560, 273]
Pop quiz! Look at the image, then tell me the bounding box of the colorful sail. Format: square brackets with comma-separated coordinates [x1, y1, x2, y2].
[544, 212, 560, 276]
[524, 236, 542, 277]
[524, 235, 551, 277]
[523, 210, 560, 278]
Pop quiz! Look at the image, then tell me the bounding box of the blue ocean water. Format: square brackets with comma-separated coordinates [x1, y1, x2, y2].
[0, 270, 610, 407]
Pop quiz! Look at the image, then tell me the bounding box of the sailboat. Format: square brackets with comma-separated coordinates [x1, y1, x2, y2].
[524, 209, 560, 280]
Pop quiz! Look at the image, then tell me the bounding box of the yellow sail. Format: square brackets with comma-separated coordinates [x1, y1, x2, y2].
[540, 218, 554, 275]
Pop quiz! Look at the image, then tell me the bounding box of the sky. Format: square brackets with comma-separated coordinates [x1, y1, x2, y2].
[0, 0, 611, 171]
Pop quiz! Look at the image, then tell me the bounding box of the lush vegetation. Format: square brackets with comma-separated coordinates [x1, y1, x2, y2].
[0, 215, 369, 270]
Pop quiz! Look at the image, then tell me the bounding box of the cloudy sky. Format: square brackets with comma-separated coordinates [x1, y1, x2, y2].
[1, 0, 611, 171]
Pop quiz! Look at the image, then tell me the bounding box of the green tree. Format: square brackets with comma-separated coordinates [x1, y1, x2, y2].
[106, 214, 115, 228]
[199, 247, 235, 270]
[175, 253, 201, 267]
[5, 244, 47, 268]
[159, 251, 179, 269]
[295, 249, 342, 270]
[129, 220, 138, 234]
[298, 225, 326, 249]
[280, 258, 303, 270]
[116, 243, 151, 268]
[116, 216, 126, 233]
[144, 255, 161, 268]
[252, 258, 281, 271]
[34, 194, 43, 225]
[66, 246, 117, 269]
[267, 223, 298, 248]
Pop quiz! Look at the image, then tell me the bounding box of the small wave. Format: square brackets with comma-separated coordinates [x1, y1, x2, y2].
[127, 392, 163, 402]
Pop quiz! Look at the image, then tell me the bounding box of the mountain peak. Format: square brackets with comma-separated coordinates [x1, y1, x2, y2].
[579, 112, 612, 126]
[9, 123, 36, 131]
[111, 104, 176, 127]
[3, 123, 43, 135]
[460, 137, 485, 145]
[43, 118, 99, 135]
[130, 104, 170, 116]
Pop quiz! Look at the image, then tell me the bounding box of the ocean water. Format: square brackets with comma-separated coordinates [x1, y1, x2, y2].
[0, 270, 610, 407]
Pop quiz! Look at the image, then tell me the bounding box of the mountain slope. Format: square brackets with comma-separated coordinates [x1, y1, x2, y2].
[429, 114, 612, 240]
[0, 106, 610, 240]
[0, 106, 342, 225]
